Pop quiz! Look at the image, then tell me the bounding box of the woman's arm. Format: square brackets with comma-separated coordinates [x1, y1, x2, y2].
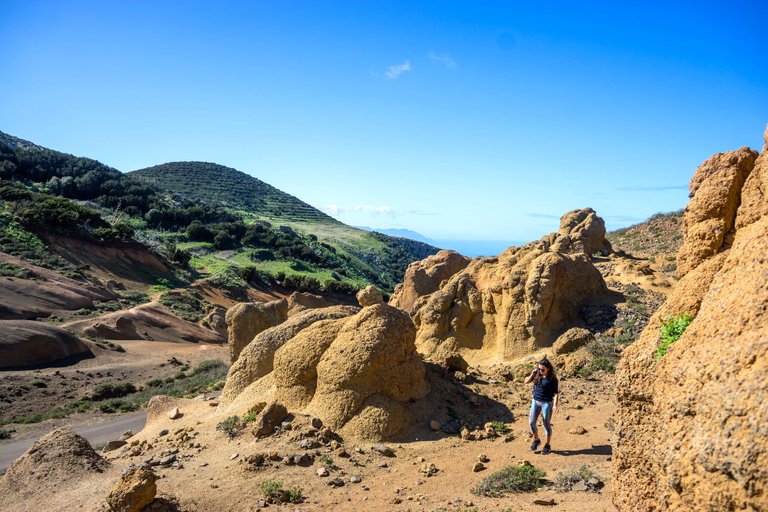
[524, 368, 537, 384]
[553, 393, 559, 413]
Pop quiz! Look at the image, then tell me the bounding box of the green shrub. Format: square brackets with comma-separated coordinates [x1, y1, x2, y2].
[91, 382, 136, 400]
[216, 415, 245, 439]
[0, 428, 12, 439]
[98, 399, 137, 413]
[471, 464, 546, 496]
[554, 465, 596, 492]
[259, 479, 304, 504]
[318, 454, 334, 466]
[149, 277, 172, 293]
[656, 314, 694, 360]
[490, 420, 509, 434]
[0, 262, 35, 278]
[158, 289, 208, 322]
[31, 380, 47, 388]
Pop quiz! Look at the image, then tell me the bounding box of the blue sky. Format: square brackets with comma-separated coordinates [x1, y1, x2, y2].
[1, 1, 767, 243]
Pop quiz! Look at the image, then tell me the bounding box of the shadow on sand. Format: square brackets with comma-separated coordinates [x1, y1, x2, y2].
[554, 444, 612, 457]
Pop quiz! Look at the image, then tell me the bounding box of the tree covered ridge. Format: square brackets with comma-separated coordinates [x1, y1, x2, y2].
[0, 130, 440, 292]
[129, 161, 339, 224]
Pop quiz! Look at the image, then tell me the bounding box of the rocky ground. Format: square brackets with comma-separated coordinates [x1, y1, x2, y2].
[0, 211, 676, 512]
[0, 365, 617, 512]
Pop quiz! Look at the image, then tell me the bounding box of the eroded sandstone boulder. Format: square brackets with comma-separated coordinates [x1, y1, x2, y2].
[356, 285, 383, 307]
[389, 250, 471, 315]
[105, 466, 157, 512]
[221, 305, 359, 403]
[225, 298, 288, 362]
[287, 291, 332, 315]
[411, 209, 608, 367]
[676, 147, 758, 277]
[558, 207, 612, 256]
[552, 327, 594, 355]
[201, 305, 227, 335]
[223, 303, 428, 440]
[305, 303, 429, 438]
[614, 128, 767, 511]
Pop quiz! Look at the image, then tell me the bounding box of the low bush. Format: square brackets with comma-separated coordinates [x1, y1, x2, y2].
[554, 465, 596, 492]
[471, 464, 546, 496]
[158, 289, 208, 322]
[259, 479, 304, 504]
[656, 313, 694, 360]
[0, 262, 36, 278]
[216, 415, 245, 440]
[91, 382, 136, 400]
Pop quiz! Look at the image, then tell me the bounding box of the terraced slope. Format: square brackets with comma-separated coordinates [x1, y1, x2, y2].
[130, 162, 337, 224]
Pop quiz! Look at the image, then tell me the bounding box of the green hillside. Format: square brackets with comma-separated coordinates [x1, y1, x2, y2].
[128, 160, 439, 290]
[0, 131, 438, 293]
[130, 162, 337, 224]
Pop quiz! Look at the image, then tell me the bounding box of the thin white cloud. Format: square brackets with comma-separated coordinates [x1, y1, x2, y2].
[428, 52, 456, 68]
[385, 60, 411, 79]
[319, 204, 436, 217]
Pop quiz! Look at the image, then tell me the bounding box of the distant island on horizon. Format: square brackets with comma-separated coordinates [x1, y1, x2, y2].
[355, 226, 521, 257]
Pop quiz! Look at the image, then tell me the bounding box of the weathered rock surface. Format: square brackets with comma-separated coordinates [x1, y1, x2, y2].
[201, 305, 227, 335]
[552, 327, 594, 355]
[105, 466, 157, 512]
[389, 250, 471, 314]
[225, 299, 288, 362]
[614, 128, 768, 511]
[558, 207, 612, 256]
[287, 292, 332, 315]
[356, 285, 383, 307]
[224, 303, 428, 440]
[411, 209, 608, 367]
[220, 305, 359, 403]
[304, 303, 429, 439]
[676, 147, 758, 277]
[251, 402, 288, 438]
[0, 320, 92, 369]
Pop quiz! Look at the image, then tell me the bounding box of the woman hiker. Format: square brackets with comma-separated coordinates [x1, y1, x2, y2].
[525, 357, 559, 455]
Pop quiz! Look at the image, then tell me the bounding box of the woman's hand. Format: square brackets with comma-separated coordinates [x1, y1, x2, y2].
[553, 403, 559, 414]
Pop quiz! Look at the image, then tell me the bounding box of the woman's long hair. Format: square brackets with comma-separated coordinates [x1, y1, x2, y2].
[534, 357, 556, 385]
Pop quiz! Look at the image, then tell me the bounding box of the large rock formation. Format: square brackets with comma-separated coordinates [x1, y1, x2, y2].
[0, 320, 92, 369]
[676, 147, 758, 277]
[225, 298, 288, 362]
[222, 292, 428, 440]
[389, 250, 471, 314]
[558, 207, 612, 256]
[614, 131, 768, 511]
[410, 209, 609, 367]
[221, 305, 359, 403]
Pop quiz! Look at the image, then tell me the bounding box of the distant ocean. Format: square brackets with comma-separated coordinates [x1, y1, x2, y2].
[356, 227, 523, 258]
[432, 239, 523, 258]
